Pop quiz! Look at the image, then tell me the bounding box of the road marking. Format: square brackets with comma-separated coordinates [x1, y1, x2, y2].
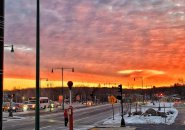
[40, 126, 51, 129]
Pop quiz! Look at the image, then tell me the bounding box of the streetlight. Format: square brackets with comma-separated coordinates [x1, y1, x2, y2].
[0, 45, 14, 75]
[51, 67, 74, 110]
[134, 77, 144, 104]
[4, 45, 14, 52]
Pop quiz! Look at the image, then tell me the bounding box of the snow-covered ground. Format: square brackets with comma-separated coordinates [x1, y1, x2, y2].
[3, 102, 178, 129]
[3, 112, 26, 122]
[103, 102, 178, 125]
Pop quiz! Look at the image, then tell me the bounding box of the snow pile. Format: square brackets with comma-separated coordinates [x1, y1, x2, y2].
[103, 102, 178, 125]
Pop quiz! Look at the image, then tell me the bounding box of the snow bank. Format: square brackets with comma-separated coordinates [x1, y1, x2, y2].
[103, 102, 178, 125]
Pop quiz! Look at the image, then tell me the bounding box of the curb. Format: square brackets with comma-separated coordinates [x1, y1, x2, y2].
[90, 127, 136, 130]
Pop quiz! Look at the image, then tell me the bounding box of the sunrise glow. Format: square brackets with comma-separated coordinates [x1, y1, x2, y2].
[3, 0, 185, 90]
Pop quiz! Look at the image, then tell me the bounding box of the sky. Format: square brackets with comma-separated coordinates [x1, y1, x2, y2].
[3, 0, 185, 90]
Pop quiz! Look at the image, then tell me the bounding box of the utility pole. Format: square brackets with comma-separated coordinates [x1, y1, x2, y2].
[35, 0, 40, 130]
[0, 1, 5, 130]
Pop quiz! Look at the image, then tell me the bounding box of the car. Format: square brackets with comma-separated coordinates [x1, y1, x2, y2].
[82, 101, 94, 106]
[2, 102, 10, 111]
[54, 101, 60, 108]
[13, 103, 24, 112]
[26, 101, 36, 110]
[48, 100, 59, 108]
[7, 103, 23, 112]
[22, 101, 36, 110]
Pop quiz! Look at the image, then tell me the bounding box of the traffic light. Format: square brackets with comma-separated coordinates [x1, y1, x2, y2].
[8, 94, 11, 98]
[116, 95, 122, 100]
[117, 84, 125, 127]
[90, 93, 94, 97]
[117, 84, 123, 100]
[118, 84, 122, 93]
[7, 94, 15, 99]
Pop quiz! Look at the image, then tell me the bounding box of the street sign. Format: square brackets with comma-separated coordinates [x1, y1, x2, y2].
[109, 95, 117, 104]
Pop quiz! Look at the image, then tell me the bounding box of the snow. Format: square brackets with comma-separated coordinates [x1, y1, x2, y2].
[3, 102, 178, 128]
[103, 102, 178, 125]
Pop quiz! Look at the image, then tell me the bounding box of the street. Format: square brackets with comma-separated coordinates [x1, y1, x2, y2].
[3, 103, 185, 130]
[3, 103, 120, 130]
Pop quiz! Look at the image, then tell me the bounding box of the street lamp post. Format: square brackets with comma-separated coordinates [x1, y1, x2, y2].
[134, 77, 144, 104]
[51, 67, 74, 110]
[4, 45, 14, 52]
[0, 45, 14, 129]
[1, 1, 15, 129]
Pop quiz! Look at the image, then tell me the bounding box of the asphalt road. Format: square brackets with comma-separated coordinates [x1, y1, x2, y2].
[3, 105, 185, 130]
[3, 104, 120, 130]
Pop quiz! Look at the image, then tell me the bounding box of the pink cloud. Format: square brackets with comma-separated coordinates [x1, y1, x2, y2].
[3, 0, 185, 88]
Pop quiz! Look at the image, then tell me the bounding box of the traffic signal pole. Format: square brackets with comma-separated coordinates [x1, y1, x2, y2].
[118, 84, 125, 127]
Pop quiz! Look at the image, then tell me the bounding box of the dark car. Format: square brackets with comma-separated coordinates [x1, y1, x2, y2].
[14, 103, 24, 112]
[8, 103, 23, 112]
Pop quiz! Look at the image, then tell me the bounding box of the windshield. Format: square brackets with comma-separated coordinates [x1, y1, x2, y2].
[28, 101, 36, 104]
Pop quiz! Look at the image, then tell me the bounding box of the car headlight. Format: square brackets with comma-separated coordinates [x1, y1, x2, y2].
[32, 105, 35, 108]
[23, 105, 28, 110]
[50, 104, 54, 108]
[23, 105, 28, 108]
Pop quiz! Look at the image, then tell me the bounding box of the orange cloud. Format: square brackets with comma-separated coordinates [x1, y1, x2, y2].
[3, 0, 185, 90]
